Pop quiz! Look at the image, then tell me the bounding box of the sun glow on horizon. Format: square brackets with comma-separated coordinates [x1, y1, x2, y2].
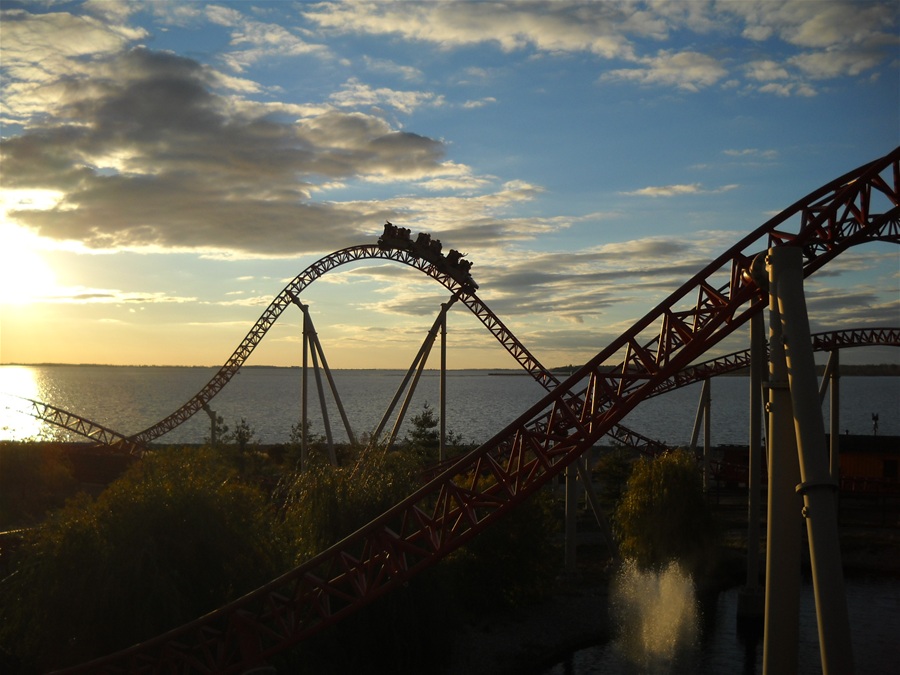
[0, 225, 60, 305]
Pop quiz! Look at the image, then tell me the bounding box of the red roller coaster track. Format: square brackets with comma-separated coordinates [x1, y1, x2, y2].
[57, 147, 899, 674]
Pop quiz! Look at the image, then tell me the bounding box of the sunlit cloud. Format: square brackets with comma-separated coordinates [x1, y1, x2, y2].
[328, 78, 446, 113]
[600, 50, 728, 92]
[620, 183, 739, 197]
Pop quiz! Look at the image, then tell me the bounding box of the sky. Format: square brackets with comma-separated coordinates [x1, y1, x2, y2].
[1, 0, 898, 371]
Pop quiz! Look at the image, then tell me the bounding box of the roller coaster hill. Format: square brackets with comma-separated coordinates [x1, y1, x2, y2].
[378, 222, 477, 292]
[12, 146, 900, 673]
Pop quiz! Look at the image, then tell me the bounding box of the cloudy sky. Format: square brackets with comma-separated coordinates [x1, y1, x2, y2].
[1, 0, 898, 370]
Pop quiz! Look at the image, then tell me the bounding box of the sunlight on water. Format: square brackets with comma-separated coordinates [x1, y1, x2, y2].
[0, 366, 44, 440]
[610, 559, 700, 673]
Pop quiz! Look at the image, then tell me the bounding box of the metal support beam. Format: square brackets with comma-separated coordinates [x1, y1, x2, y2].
[763, 252, 803, 675]
[738, 309, 765, 624]
[820, 350, 841, 482]
[301, 307, 309, 471]
[306, 320, 337, 465]
[564, 463, 578, 577]
[300, 304, 358, 445]
[690, 378, 712, 491]
[440, 303, 448, 462]
[371, 297, 457, 448]
[575, 458, 619, 562]
[772, 246, 853, 675]
[202, 403, 218, 447]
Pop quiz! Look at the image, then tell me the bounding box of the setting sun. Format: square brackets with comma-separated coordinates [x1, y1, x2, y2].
[0, 223, 59, 305]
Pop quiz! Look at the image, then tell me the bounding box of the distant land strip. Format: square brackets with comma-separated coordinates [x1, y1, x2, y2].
[2, 363, 899, 376]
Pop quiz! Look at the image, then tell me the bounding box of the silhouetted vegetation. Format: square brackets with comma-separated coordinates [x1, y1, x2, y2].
[0, 442, 78, 530]
[613, 449, 718, 577]
[0, 447, 281, 671]
[0, 409, 561, 674]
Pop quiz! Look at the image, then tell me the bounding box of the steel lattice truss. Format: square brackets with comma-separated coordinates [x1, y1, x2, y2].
[115, 246, 552, 454]
[58, 147, 900, 675]
[647, 326, 900, 399]
[24, 400, 129, 446]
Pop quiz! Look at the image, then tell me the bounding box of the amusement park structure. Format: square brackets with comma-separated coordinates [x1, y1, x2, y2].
[17, 146, 897, 674]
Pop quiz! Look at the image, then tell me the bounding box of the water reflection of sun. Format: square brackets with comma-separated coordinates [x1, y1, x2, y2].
[0, 366, 45, 440]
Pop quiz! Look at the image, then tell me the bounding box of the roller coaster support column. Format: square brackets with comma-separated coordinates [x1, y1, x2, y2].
[297, 302, 356, 467]
[301, 303, 310, 469]
[202, 403, 218, 446]
[440, 302, 448, 462]
[564, 461, 578, 577]
[738, 309, 765, 625]
[690, 378, 712, 491]
[818, 349, 841, 484]
[772, 246, 853, 674]
[373, 297, 457, 448]
[763, 250, 803, 675]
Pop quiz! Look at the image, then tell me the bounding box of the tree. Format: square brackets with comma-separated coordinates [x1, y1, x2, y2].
[613, 449, 718, 575]
[592, 445, 634, 508]
[0, 447, 283, 671]
[0, 442, 77, 529]
[405, 402, 439, 454]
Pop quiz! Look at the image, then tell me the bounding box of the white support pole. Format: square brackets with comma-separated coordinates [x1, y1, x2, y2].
[576, 460, 619, 562]
[307, 329, 337, 465]
[564, 463, 578, 577]
[301, 307, 309, 472]
[828, 350, 841, 482]
[440, 303, 447, 462]
[772, 246, 853, 675]
[308, 329, 358, 446]
[763, 252, 803, 675]
[738, 310, 765, 624]
[202, 403, 218, 447]
[690, 378, 712, 491]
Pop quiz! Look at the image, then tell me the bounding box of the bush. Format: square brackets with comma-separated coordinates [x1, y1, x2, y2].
[0, 447, 283, 671]
[0, 442, 77, 530]
[275, 445, 423, 563]
[440, 487, 560, 613]
[613, 449, 718, 576]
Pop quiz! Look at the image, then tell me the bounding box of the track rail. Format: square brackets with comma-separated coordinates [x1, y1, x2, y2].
[57, 147, 900, 674]
[115, 247, 551, 454]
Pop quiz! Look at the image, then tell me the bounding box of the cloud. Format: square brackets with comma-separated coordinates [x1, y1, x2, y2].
[727, 0, 898, 51]
[32, 285, 198, 305]
[303, 1, 645, 59]
[620, 183, 739, 197]
[328, 78, 446, 114]
[600, 50, 728, 92]
[302, 0, 897, 98]
[723, 148, 778, 160]
[204, 4, 328, 73]
[0, 46, 479, 256]
[362, 56, 424, 82]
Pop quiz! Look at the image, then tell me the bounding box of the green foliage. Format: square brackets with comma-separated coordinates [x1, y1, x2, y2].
[613, 449, 718, 575]
[441, 487, 560, 612]
[0, 447, 283, 672]
[226, 417, 257, 453]
[592, 445, 634, 507]
[0, 442, 77, 529]
[203, 413, 228, 446]
[0, 432, 564, 673]
[405, 401, 440, 456]
[275, 445, 423, 563]
[403, 402, 468, 462]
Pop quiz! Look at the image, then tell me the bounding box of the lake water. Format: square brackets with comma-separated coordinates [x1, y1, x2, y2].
[542, 575, 900, 675]
[0, 365, 897, 446]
